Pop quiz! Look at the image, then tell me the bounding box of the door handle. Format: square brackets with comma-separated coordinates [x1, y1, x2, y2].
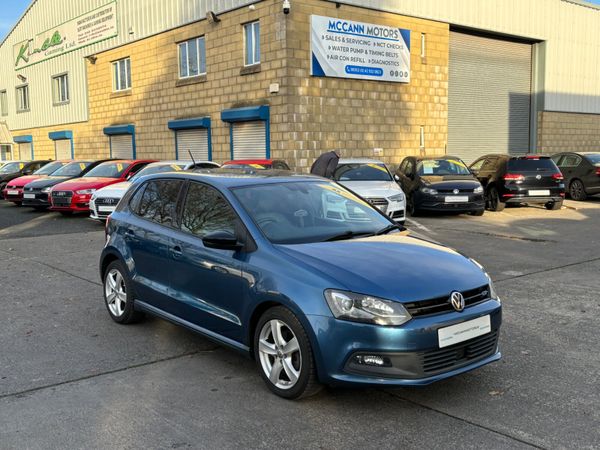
[125, 229, 138, 240]
[171, 245, 183, 258]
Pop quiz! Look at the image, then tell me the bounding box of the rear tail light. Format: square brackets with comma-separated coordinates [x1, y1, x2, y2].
[595, 167, 600, 176]
[503, 173, 525, 181]
[552, 173, 564, 181]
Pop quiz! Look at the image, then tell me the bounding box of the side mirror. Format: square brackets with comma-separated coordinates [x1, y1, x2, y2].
[394, 174, 400, 182]
[202, 230, 243, 251]
[470, 169, 479, 176]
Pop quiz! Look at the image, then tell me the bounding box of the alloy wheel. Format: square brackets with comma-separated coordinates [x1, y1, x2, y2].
[258, 319, 302, 390]
[105, 268, 127, 317]
[570, 180, 585, 201]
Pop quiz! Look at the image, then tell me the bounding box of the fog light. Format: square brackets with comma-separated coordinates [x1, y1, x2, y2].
[354, 355, 391, 367]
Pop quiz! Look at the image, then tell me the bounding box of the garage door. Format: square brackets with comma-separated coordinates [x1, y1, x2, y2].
[177, 128, 209, 161]
[18, 142, 32, 160]
[448, 31, 532, 163]
[110, 134, 134, 159]
[55, 139, 72, 160]
[232, 121, 266, 159]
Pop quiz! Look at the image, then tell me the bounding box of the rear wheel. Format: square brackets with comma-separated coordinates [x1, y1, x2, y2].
[487, 186, 505, 212]
[254, 306, 321, 399]
[408, 196, 420, 217]
[469, 209, 485, 216]
[569, 179, 587, 201]
[103, 260, 143, 324]
[545, 200, 563, 210]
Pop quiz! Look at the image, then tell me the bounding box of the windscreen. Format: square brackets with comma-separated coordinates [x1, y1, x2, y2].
[84, 161, 130, 178]
[507, 158, 557, 172]
[233, 181, 393, 245]
[0, 162, 23, 173]
[52, 161, 92, 177]
[333, 163, 392, 181]
[130, 163, 186, 181]
[33, 161, 66, 175]
[417, 159, 471, 176]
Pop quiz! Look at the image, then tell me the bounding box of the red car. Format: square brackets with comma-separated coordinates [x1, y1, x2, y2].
[221, 159, 291, 170]
[2, 160, 70, 205]
[49, 159, 155, 215]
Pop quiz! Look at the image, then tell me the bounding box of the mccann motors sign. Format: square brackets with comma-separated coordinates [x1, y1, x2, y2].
[13, 1, 117, 70]
[310, 15, 410, 83]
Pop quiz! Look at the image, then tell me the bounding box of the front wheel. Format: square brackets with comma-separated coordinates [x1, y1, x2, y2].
[545, 200, 563, 210]
[408, 196, 420, 217]
[254, 306, 321, 399]
[469, 209, 485, 216]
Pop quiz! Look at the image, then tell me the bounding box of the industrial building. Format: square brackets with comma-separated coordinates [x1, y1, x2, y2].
[0, 0, 599, 169]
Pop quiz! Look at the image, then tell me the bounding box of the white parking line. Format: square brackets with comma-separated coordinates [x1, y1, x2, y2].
[405, 218, 436, 235]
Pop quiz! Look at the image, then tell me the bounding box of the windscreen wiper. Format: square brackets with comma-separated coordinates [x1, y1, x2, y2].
[375, 223, 404, 235]
[324, 230, 375, 242]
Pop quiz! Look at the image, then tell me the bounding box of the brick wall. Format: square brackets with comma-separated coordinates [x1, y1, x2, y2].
[537, 111, 600, 154]
[284, 0, 449, 170]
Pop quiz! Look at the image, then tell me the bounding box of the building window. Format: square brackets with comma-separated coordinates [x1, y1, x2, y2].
[112, 58, 131, 91]
[0, 90, 7, 116]
[244, 21, 260, 66]
[52, 73, 69, 104]
[16, 85, 29, 112]
[178, 37, 206, 78]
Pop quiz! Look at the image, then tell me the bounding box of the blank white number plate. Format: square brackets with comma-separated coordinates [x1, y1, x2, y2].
[7, 190, 19, 195]
[98, 206, 116, 212]
[529, 190, 550, 196]
[23, 193, 35, 199]
[438, 315, 491, 348]
[445, 196, 469, 203]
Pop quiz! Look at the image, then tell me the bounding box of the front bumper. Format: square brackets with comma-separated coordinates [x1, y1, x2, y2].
[22, 191, 50, 207]
[50, 193, 93, 212]
[2, 188, 23, 202]
[415, 192, 485, 212]
[89, 199, 117, 220]
[503, 194, 564, 205]
[307, 299, 501, 386]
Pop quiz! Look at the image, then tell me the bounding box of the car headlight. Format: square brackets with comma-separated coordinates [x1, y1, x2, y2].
[474, 185, 484, 194]
[389, 193, 404, 202]
[76, 189, 96, 195]
[421, 187, 438, 195]
[41, 187, 52, 193]
[324, 289, 412, 326]
[469, 258, 500, 302]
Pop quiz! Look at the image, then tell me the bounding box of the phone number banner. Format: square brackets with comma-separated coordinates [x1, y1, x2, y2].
[310, 15, 411, 83]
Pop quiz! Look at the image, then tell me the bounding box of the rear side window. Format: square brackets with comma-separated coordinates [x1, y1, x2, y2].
[507, 158, 557, 172]
[559, 154, 581, 167]
[180, 182, 238, 238]
[136, 180, 183, 226]
[481, 158, 498, 171]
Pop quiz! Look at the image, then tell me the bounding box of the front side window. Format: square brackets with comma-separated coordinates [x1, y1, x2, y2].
[244, 21, 260, 66]
[178, 37, 206, 78]
[233, 181, 392, 244]
[181, 182, 238, 238]
[0, 90, 7, 116]
[16, 85, 29, 111]
[333, 163, 392, 182]
[112, 58, 131, 91]
[560, 154, 581, 167]
[52, 73, 69, 104]
[136, 180, 183, 227]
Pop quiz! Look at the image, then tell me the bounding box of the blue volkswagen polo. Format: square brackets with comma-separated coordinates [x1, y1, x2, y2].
[100, 171, 501, 399]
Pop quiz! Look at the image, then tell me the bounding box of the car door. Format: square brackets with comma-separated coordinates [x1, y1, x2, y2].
[126, 179, 184, 311]
[168, 181, 248, 342]
[477, 158, 498, 190]
[556, 153, 579, 186]
[397, 158, 417, 195]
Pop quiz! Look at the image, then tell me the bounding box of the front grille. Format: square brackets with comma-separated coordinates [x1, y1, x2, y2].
[404, 284, 490, 317]
[52, 190, 72, 206]
[94, 197, 119, 206]
[421, 330, 499, 374]
[437, 188, 474, 194]
[366, 197, 388, 213]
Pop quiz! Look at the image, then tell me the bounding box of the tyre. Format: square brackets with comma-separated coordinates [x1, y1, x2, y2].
[103, 260, 144, 324]
[469, 209, 485, 216]
[408, 196, 420, 217]
[569, 179, 587, 201]
[487, 186, 505, 212]
[254, 306, 321, 399]
[545, 200, 563, 210]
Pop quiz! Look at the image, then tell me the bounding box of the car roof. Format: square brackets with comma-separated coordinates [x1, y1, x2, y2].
[222, 159, 278, 164]
[413, 155, 465, 161]
[141, 169, 321, 188]
[338, 158, 386, 164]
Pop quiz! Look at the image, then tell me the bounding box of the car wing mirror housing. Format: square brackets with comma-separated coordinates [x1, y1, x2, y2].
[393, 174, 401, 182]
[202, 231, 244, 251]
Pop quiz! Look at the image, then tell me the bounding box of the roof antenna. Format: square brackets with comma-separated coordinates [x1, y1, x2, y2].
[187, 149, 197, 167]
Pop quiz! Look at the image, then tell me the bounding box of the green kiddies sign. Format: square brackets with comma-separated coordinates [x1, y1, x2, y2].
[13, 1, 117, 70]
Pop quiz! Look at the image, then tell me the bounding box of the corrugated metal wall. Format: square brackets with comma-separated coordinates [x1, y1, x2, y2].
[0, 0, 259, 131]
[329, 0, 600, 114]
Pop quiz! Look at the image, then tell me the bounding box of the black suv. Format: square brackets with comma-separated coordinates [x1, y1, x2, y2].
[469, 155, 565, 211]
[551, 152, 600, 201]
